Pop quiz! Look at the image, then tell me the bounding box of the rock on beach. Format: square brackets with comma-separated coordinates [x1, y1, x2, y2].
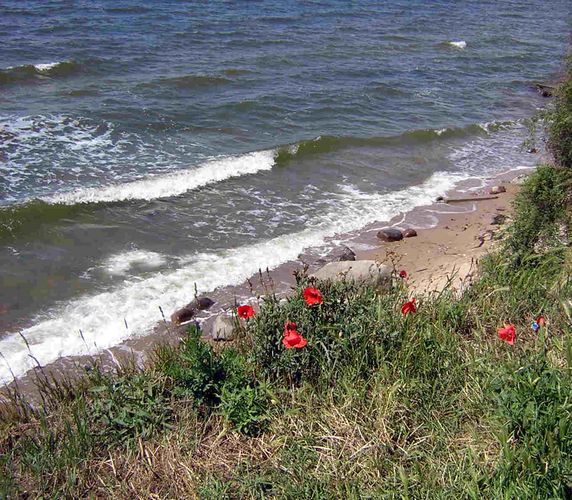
[311, 260, 392, 289]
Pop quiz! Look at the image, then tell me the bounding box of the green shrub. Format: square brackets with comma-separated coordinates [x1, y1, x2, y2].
[246, 275, 403, 384]
[490, 353, 572, 497]
[156, 325, 223, 406]
[547, 58, 572, 169]
[87, 371, 172, 446]
[505, 165, 570, 264]
[218, 383, 270, 436]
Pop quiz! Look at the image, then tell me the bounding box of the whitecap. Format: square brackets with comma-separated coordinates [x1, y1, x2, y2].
[44, 150, 277, 204]
[102, 250, 168, 276]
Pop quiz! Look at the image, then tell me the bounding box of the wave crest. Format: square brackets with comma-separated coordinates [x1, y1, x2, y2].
[0, 60, 96, 85]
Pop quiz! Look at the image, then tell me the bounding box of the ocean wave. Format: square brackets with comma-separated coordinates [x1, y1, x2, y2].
[0, 119, 516, 215]
[274, 121, 515, 165]
[0, 60, 89, 85]
[0, 170, 466, 385]
[43, 150, 276, 205]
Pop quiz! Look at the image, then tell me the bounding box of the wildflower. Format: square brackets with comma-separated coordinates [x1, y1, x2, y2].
[498, 324, 516, 345]
[283, 322, 307, 349]
[531, 321, 540, 333]
[237, 304, 255, 319]
[284, 321, 298, 333]
[401, 297, 417, 315]
[399, 270, 408, 279]
[303, 287, 323, 306]
[532, 315, 546, 333]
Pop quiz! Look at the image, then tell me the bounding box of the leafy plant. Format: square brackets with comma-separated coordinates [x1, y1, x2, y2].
[87, 371, 172, 446]
[218, 383, 270, 436]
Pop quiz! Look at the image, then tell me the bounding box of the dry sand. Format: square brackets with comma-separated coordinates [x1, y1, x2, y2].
[358, 183, 520, 294]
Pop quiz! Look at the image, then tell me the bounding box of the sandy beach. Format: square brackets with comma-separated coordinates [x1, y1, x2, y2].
[360, 182, 520, 294]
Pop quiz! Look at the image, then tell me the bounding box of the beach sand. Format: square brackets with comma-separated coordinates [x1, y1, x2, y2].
[359, 183, 520, 294]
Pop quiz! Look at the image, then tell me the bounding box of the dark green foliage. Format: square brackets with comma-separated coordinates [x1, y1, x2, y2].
[505, 164, 570, 264]
[547, 58, 572, 169]
[87, 371, 173, 445]
[491, 353, 572, 497]
[218, 383, 270, 436]
[156, 325, 222, 406]
[247, 277, 403, 384]
[155, 326, 271, 433]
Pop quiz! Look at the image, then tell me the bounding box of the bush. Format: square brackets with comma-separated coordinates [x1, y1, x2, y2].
[505, 165, 570, 264]
[246, 275, 405, 384]
[547, 58, 572, 169]
[156, 326, 223, 407]
[490, 353, 572, 497]
[87, 371, 173, 446]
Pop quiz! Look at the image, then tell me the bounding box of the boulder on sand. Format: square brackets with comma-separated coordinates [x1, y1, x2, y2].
[489, 185, 507, 195]
[211, 314, 236, 341]
[171, 297, 215, 325]
[311, 260, 392, 289]
[403, 228, 418, 238]
[377, 228, 403, 242]
[313, 245, 356, 266]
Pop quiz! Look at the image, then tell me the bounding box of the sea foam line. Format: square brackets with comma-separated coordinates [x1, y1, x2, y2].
[0, 170, 466, 384]
[44, 150, 276, 205]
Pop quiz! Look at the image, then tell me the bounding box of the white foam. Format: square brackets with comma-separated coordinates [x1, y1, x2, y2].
[34, 62, 62, 72]
[0, 170, 466, 384]
[102, 250, 167, 276]
[44, 150, 276, 204]
[449, 40, 467, 49]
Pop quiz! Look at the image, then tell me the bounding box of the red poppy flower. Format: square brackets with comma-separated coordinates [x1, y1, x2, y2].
[399, 270, 408, 279]
[536, 315, 546, 326]
[401, 298, 417, 315]
[282, 322, 307, 349]
[237, 304, 255, 319]
[303, 287, 323, 306]
[498, 324, 516, 345]
[284, 321, 297, 333]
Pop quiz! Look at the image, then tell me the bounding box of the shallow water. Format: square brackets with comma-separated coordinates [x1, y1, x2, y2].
[0, 0, 569, 383]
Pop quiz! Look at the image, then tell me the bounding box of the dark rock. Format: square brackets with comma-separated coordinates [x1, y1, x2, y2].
[527, 147, 538, 154]
[534, 83, 554, 98]
[377, 228, 403, 242]
[189, 297, 215, 311]
[436, 196, 445, 202]
[170, 297, 215, 325]
[491, 214, 507, 226]
[170, 306, 196, 326]
[489, 185, 507, 195]
[314, 245, 356, 266]
[403, 228, 418, 238]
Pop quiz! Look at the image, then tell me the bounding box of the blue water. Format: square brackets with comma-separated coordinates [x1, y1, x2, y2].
[0, 0, 569, 383]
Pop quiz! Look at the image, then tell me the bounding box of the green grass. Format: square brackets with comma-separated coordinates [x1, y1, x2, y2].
[2, 61, 572, 500]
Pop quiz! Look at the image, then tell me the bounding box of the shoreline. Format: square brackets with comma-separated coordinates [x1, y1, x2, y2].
[1, 164, 533, 398]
